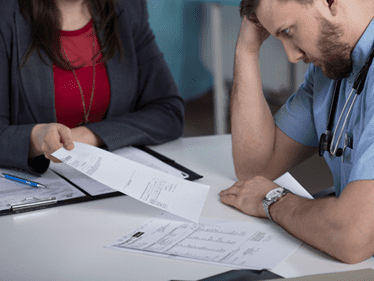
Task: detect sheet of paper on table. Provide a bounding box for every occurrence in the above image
[106,173,312,270]
[50,146,188,197]
[106,212,303,270]
[52,142,210,223]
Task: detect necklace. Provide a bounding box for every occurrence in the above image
[61,27,96,126]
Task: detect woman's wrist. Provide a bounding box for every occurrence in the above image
[29,124,44,159]
[71,126,104,147]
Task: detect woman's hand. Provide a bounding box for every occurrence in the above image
[236,16,270,56]
[70,126,104,148]
[30,123,74,163]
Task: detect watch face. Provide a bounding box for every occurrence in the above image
[266,187,284,200]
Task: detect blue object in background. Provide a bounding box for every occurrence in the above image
[147,1,239,101]
[147,1,212,101]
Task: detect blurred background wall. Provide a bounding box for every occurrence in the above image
[147,1,213,102]
[146,1,333,195]
[147,1,309,102]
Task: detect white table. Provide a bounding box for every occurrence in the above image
[0,135,373,281]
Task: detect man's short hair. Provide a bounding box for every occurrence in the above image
[240,0,261,22]
[240,0,314,24]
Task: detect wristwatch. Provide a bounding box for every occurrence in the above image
[262,187,290,222]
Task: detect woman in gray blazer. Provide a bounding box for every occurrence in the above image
[0,0,184,175]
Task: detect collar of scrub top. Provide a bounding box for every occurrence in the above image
[318,42,374,158]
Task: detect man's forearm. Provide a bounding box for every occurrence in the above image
[231,49,276,180]
[270,192,370,264]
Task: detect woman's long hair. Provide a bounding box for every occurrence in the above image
[18,0,125,70]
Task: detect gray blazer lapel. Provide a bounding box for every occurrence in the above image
[16,13,56,124]
[104,7,135,117]
[105,50,134,117]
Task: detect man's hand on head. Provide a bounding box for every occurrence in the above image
[236,16,270,56]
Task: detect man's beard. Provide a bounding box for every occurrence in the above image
[306,17,353,80]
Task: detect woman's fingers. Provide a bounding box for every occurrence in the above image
[30,123,74,162]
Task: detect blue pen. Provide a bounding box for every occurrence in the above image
[1,173,47,188]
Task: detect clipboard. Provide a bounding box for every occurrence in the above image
[135,145,203,181]
[0,167,91,216]
[193,269,283,280]
[0,146,203,216]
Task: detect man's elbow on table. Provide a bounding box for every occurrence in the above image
[333,226,374,264]
[232,156,276,182]
[233,165,253,182]
[234,169,283,183]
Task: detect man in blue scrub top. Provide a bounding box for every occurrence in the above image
[220,0,374,264]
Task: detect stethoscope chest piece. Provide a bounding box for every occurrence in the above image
[318,132,330,157]
[319,132,343,157]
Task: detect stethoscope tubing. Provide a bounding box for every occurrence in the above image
[329,88,357,157]
[319,42,374,158]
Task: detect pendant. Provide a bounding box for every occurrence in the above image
[79,120,89,126]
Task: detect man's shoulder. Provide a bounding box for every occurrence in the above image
[307,63,324,78]
[301,63,331,90]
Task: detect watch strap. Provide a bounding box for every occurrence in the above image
[263,187,290,222]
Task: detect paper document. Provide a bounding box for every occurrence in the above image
[274,172,313,199]
[50,161,116,196]
[50,146,188,196]
[52,142,210,222]
[106,212,302,270]
[0,168,85,211]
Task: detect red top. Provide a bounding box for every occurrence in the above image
[53,20,111,128]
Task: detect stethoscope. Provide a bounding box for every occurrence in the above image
[319,44,374,160]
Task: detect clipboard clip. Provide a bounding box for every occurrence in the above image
[9,196,57,211]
